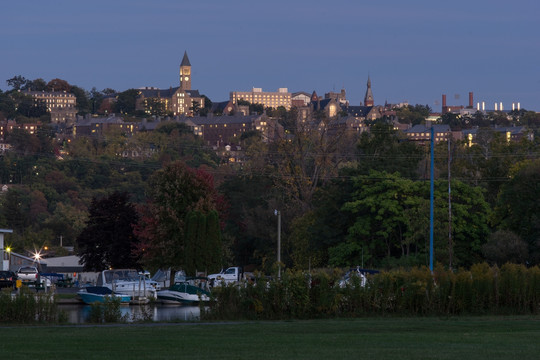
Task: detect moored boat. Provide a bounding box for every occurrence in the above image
[77,286,131,304]
[95,269,160,301]
[157,277,210,305]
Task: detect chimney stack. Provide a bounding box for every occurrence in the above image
[442,94,447,113]
[469,92,473,108]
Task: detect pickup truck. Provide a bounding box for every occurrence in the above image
[207,267,248,287]
[16,266,39,282]
[16,266,52,287]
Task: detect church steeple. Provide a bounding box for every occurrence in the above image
[181,51,191,67]
[364,75,374,106]
[180,51,192,90]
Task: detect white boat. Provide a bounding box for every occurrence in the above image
[157,277,211,305]
[95,269,160,300]
[77,286,131,305]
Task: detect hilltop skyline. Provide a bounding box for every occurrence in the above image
[1,0,539,111]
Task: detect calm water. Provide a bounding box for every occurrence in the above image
[60,304,203,323]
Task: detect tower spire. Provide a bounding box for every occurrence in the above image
[364,75,374,106]
[181,51,191,66]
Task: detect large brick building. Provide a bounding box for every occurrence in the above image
[136,51,205,116]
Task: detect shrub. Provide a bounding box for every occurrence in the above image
[203,264,540,320]
[0,287,59,323]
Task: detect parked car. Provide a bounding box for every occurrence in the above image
[16,266,39,282]
[0,270,17,288]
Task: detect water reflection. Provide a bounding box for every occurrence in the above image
[60,304,202,324]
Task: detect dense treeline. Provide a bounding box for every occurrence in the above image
[0,76,539,273]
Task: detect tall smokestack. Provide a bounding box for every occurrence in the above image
[477,102,480,111]
[518,102,520,111]
[469,92,473,108]
[482,101,485,111]
[500,102,503,111]
[442,94,447,112]
[495,103,498,111]
[512,103,515,111]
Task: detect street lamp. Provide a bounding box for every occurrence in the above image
[6,246,11,271]
[274,209,281,280]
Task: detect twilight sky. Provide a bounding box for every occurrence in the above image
[1,0,539,111]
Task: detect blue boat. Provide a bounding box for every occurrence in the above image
[77,286,131,304]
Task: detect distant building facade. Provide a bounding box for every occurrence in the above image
[73,115,138,138]
[404,124,451,145]
[324,89,348,105]
[230,88,292,110]
[135,51,205,116]
[186,114,282,147]
[25,90,77,124]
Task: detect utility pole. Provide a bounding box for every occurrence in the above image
[429,126,434,272]
[448,135,453,270]
[274,210,281,279]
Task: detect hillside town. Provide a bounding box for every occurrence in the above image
[1,51,539,288]
[1,52,537,162]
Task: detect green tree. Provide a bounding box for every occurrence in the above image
[44,202,88,248]
[342,171,412,264]
[182,210,224,274]
[396,104,430,125]
[0,90,16,119]
[492,159,540,264]
[0,187,30,234]
[449,129,532,205]
[356,123,424,179]
[6,75,30,90]
[114,89,139,114]
[341,171,490,268]
[12,93,48,118]
[274,112,355,212]
[482,230,529,266]
[76,192,141,271]
[46,78,71,92]
[206,210,222,272]
[71,85,91,114]
[89,87,103,114]
[134,161,224,271]
[28,78,47,91]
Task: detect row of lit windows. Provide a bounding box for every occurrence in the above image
[206,123,254,128]
[408,132,448,137]
[42,99,74,103]
[32,93,75,98]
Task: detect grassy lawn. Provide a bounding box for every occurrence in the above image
[0,316,539,359]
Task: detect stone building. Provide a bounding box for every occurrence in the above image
[25,90,77,124]
[135,51,205,116]
[230,88,292,110]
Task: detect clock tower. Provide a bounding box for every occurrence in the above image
[180,51,191,91]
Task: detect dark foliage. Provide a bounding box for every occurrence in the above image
[76,192,141,271]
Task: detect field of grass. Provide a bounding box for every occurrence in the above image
[0,316,539,359]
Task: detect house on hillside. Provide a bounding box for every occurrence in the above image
[404,124,452,145]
